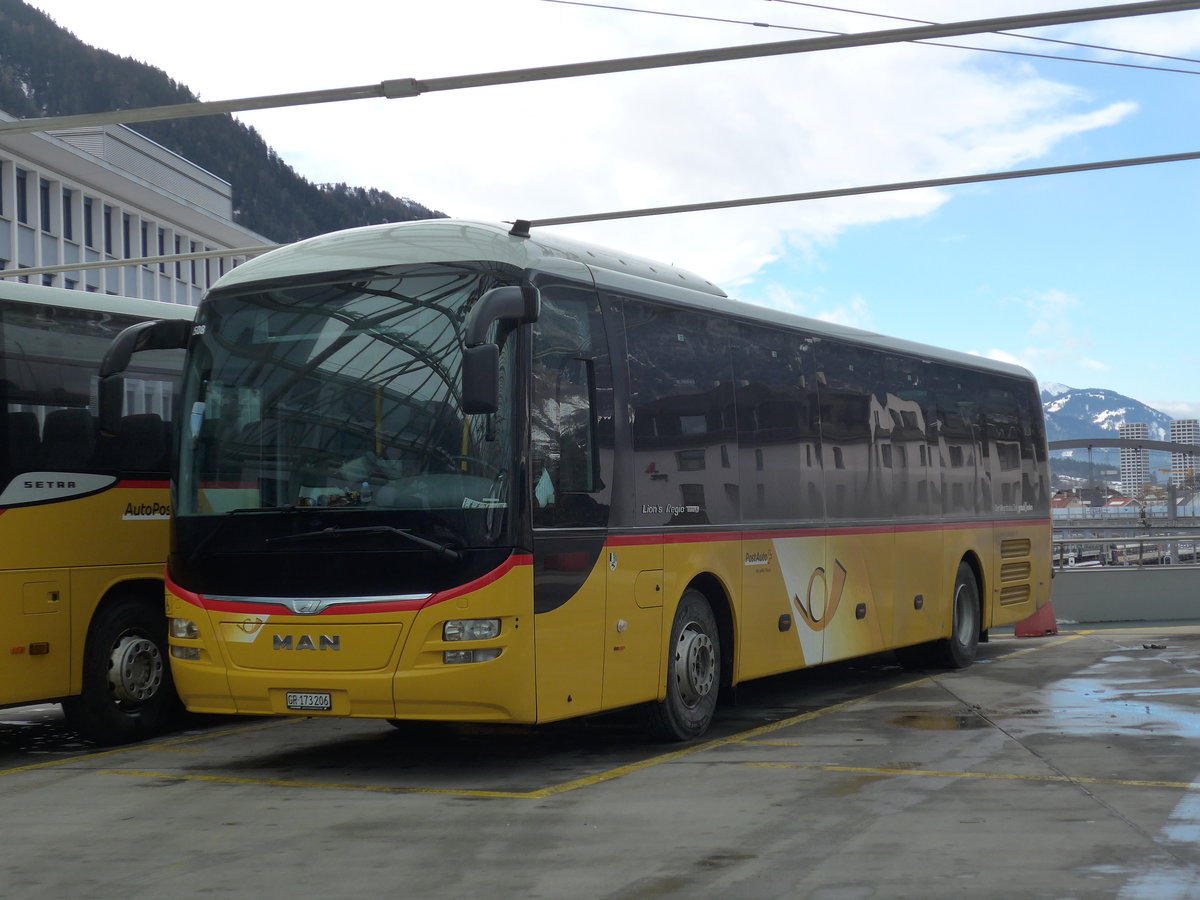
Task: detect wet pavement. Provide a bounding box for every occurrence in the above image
[1,625,1198,899]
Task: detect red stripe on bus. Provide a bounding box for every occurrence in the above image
[170,553,535,617]
[608,518,1050,546]
[344,553,534,615]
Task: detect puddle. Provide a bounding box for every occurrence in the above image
[1011,663,1200,739]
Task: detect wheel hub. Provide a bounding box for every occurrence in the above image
[674,624,715,709]
[107,634,164,704]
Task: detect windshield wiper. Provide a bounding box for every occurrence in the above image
[186,506,302,564]
[266,525,461,561]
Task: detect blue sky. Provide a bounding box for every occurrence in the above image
[27,0,1200,414]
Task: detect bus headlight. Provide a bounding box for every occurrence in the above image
[170,617,199,639]
[171,646,202,661]
[443,618,500,641]
[444,648,502,665]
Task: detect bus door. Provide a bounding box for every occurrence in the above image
[529,281,623,721]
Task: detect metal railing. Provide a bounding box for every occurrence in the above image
[1052,536,1200,571]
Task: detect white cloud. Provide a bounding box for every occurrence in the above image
[26,0,1147,287]
[748,282,874,330]
[1157,401,1200,419]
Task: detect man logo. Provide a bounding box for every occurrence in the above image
[273,635,340,651]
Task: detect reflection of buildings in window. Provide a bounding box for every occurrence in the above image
[680,483,705,508]
[676,448,705,471]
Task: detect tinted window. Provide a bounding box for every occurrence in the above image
[818,342,889,519]
[0,299,180,482]
[733,324,823,522]
[531,282,612,528]
[929,365,983,517]
[618,298,734,526]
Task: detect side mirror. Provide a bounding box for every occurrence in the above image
[462,344,500,415]
[460,284,539,414]
[463,284,540,347]
[98,374,127,437]
[99,318,192,435]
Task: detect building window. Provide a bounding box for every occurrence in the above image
[62,188,73,241]
[104,205,113,254]
[157,227,165,272]
[39,179,51,232]
[15,168,27,224]
[122,213,131,258]
[83,197,94,247]
[175,236,182,279]
[141,221,149,260]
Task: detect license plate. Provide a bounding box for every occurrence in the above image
[286,691,332,711]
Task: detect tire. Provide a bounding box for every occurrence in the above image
[894,562,981,670]
[62,597,180,745]
[927,561,981,669]
[645,589,721,742]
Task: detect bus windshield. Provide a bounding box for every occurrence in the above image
[178,262,519,550]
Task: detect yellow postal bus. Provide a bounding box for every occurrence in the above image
[103,220,1050,741]
[0,281,191,743]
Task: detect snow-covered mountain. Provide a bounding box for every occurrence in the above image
[1040,385,1172,443]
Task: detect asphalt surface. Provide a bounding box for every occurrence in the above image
[2,625,1198,899]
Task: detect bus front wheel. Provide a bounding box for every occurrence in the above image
[62,597,180,745]
[645,589,720,742]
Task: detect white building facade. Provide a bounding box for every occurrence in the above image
[0,110,272,304]
[1169,418,1200,488]
[1118,422,1150,495]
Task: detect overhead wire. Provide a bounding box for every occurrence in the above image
[538,0,1200,75]
[766,0,1200,67]
[509,149,1200,231]
[0,0,1197,135]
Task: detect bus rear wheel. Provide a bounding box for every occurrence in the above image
[645,590,720,742]
[62,597,180,745]
[896,562,980,670]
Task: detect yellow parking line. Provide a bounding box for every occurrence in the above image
[97,687,923,800]
[746,762,1200,791]
[5,632,1080,796]
[102,769,538,799]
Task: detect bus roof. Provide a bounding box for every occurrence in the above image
[0,279,195,321]
[210,219,1035,384]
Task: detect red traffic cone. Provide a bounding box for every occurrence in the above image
[1015,601,1058,638]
